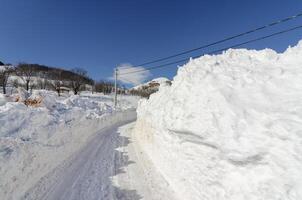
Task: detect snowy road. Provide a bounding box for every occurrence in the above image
[23,120,176,200]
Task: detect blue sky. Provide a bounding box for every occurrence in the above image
[0,0,302,85]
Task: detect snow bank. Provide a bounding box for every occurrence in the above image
[134,41,302,200]
[0,91,138,199]
[0,94,7,107]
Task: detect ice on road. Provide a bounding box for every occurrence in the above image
[23,121,176,200]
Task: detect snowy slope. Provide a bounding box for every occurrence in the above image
[132,77,170,90]
[134,41,302,200]
[0,91,139,199]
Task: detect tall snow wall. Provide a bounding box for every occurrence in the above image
[134,41,302,200]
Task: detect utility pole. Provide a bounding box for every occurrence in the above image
[114,68,118,109]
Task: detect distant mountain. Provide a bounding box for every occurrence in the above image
[0,61,4,66]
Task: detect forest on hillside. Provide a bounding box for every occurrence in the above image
[0,62,121,96]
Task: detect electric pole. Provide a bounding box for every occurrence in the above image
[114,68,118,109]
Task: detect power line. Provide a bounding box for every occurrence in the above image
[130,12,302,68]
[119,24,302,76]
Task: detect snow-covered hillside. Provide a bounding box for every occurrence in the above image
[132,77,170,90]
[134,41,302,200]
[129,77,171,97]
[0,91,139,199]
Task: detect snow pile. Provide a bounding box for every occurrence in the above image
[134,41,302,200]
[0,94,7,106]
[0,91,138,199]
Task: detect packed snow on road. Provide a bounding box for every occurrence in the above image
[134,40,302,200]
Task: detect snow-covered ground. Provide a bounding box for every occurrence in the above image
[0,90,139,199]
[134,41,302,200]
[2,40,302,200]
[22,122,176,200]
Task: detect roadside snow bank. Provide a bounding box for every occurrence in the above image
[134,41,302,200]
[0,94,7,106]
[0,91,138,199]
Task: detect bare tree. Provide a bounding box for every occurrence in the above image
[12,79,19,89]
[0,65,14,94]
[15,63,36,91]
[37,71,50,90]
[91,80,96,94]
[37,79,47,90]
[95,80,115,94]
[70,68,88,95]
[49,70,65,96]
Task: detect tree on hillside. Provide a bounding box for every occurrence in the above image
[0,65,14,94]
[37,71,50,90]
[49,69,65,96]
[69,68,89,95]
[95,80,115,94]
[12,79,19,90]
[15,63,36,91]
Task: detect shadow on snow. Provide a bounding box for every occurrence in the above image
[23,123,142,200]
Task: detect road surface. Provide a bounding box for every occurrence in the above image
[23,121,176,200]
